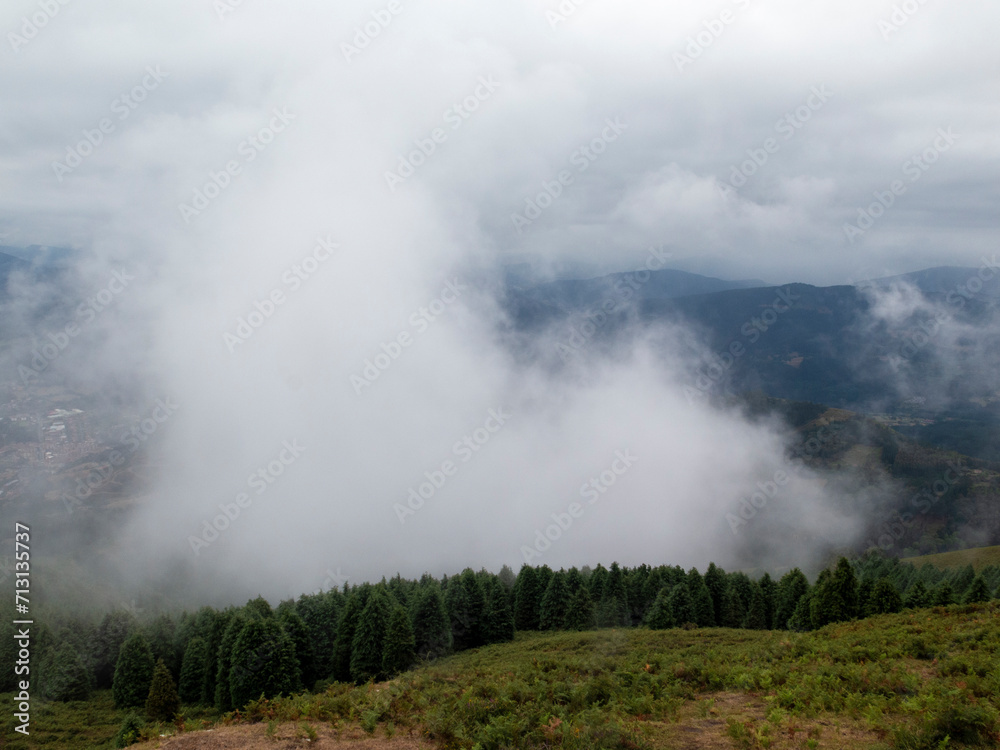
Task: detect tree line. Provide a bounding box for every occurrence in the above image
[3,553,999,720]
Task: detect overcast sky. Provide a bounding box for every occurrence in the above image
[1,1,996,598]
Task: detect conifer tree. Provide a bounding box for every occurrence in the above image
[203,609,231,709]
[758,573,777,630]
[145,658,181,723]
[539,570,570,630]
[742,582,767,630]
[598,562,629,628]
[563,568,595,631]
[482,576,515,644]
[963,575,990,604]
[513,565,542,631]
[903,580,930,609]
[411,584,452,659]
[720,584,745,628]
[788,590,814,631]
[703,563,727,627]
[244,595,274,620]
[228,618,299,709]
[296,590,341,681]
[868,577,903,615]
[588,563,609,603]
[444,575,475,651]
[644,588,674,630]
[96,610,137,689]
[332,587,369,683]
[687,568,715,627]
[932,582,955,606]
[774,569,809,629]
[214,613,247,711]
[350,587,392,683]
[113,632,155,709]
[39,641,92,702]
[460,568,486,647]
[666,583,693,626]
[277,608,313,691]
[382,605,416,677]
[178,636,209,705]
[951,564,976,598]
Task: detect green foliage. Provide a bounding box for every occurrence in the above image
[112,632,154,709]
[295,590,340,681]
[229,617,299,709]
[145,658,180,722]
[332,588,367,683]
[644,588,674,629]
[703,563,727,626]
[774,568,809,629]
[539,570,570,631]
[513,564,542,631]
[350,587,392,683]
[482,575,515,644]
[411,584,452,659]
[276,608,313,690]
[868,577,904,615]
[563,569,596,631]
[666,583,693,626]
[178,636,209,705]
[904,580,930,609]
[460,568,486,647]
[113,711,146,748]
[741,582,767,630]
[95,610,137,689]
[597,562,629,628]
[687,568,716,627]
[38,641,92,702]
[932,582,955,606]
[214,613,247,712]
[382,605,416,677]
[963,574,991,604]
[244,595,274,620]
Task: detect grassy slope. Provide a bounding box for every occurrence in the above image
[902,546,1000,571]
[6,602,1000,750]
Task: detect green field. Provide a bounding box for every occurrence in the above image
[902,546,1000,572]
[6,602,1000,750]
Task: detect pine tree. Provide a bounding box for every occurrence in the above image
[214,613,247,711]
[277,608,314,691]
[332,587,369,682]
[411,584,452,659]
[831,558,860,620]
[539,570,570,630]
[788,592,813,631]
[666,583,693,626]
[703,563,727,627]
[350,588,392,683]
[903,580,930,609]
[95,610,137,689]
[228,618,299,709]
[720,584,745,629]
[563,568,595,631]
[868,577,903,615]
[178,636,209,705]
[382,605,416,677]
[951,564,976,598]
[144,614,178,678]
[963,575,991,604]
[113,632,155,709]
[626,564,651,625]
[588,563,608,603]
[774,569,809,629]
[296,591,341,681]
[644,588,674,629]
[444,576,475,651]
[497,564,517,590]
[460,568,486,647]
[145,658,181,723]
[482,576,515,644]
[758,573,777,630]
[244,595,274,620]
[742,582,767,630]
[687,568,715,627]
[598,562,629,628]
[513,565,542,631]
[932,582,955,606]
[39,641,92,702]
[203,609,231,709]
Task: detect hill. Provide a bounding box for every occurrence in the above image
[902,545,1000,572]
[10,602,999,749]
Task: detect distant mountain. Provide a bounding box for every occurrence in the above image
[864,266,1000,297]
